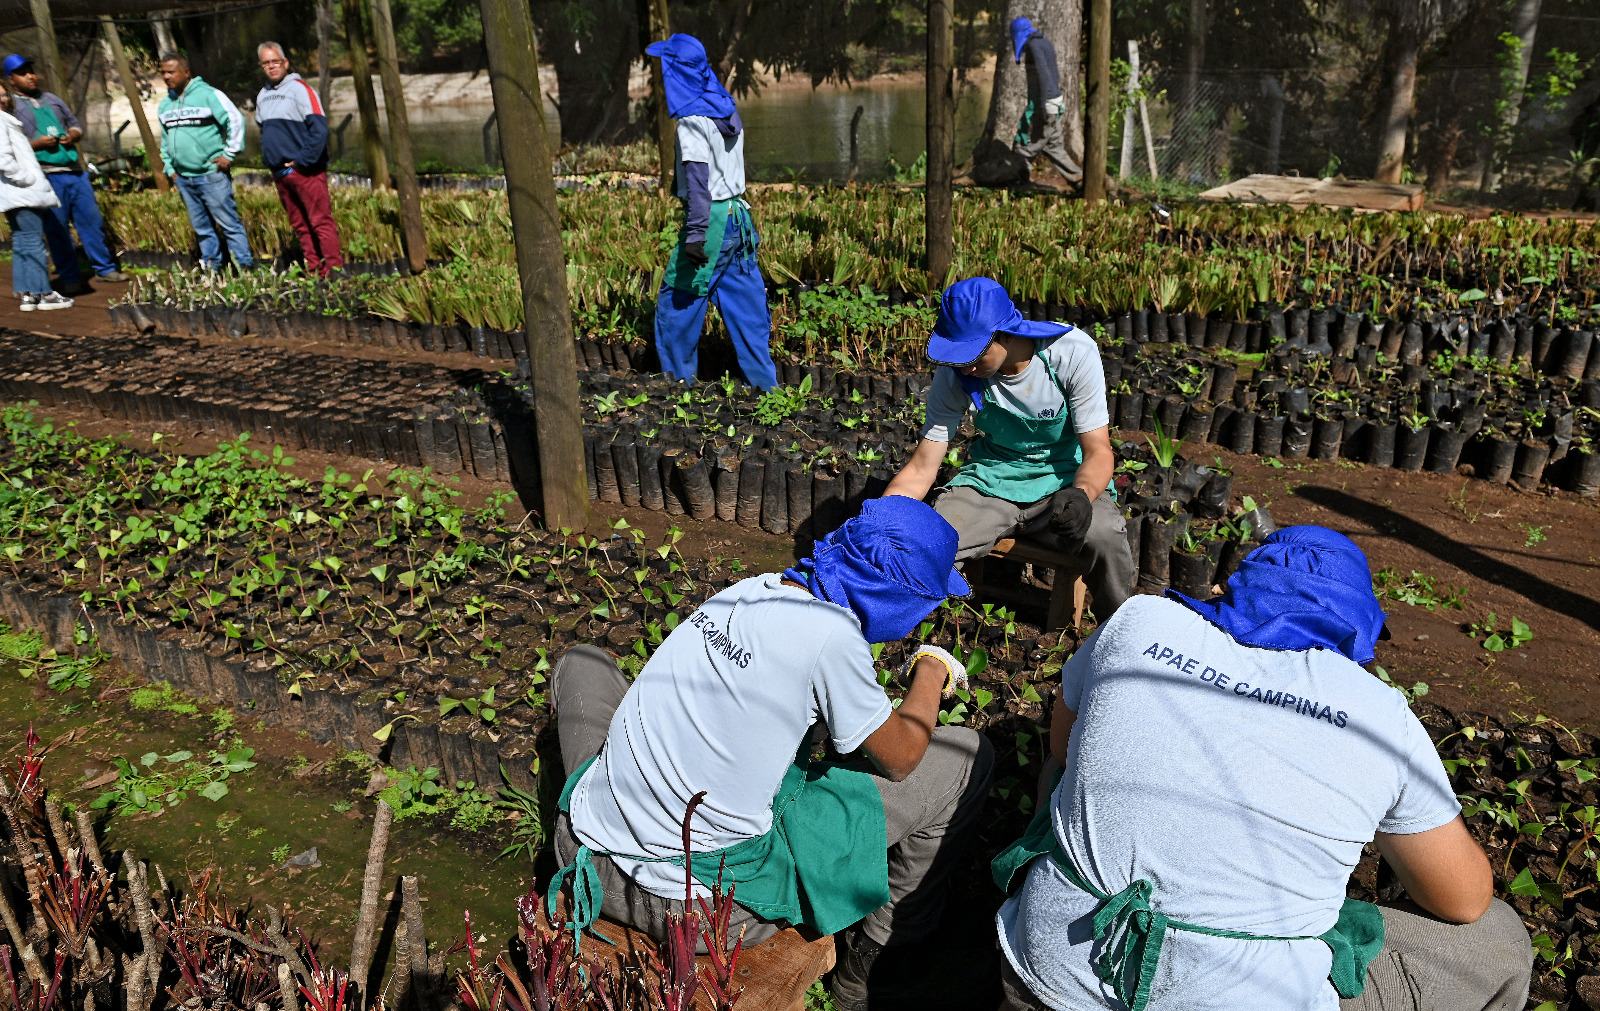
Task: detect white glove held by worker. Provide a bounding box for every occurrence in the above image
[900,645,968,697]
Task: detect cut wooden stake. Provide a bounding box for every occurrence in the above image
[122,854,161,986]
[41,801,71,869]
[279,962,300,1011]
[347,798,393,996]
[401,875,429,1008]
[73,810,104,874]
[0,875,44,983]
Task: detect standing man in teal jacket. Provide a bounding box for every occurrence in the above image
[157,54,254,270]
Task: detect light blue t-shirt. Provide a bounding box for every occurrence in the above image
[569,573,891,899]
[998,595,1460,1011]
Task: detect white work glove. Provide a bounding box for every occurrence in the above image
[900,645,968,698]
[1043,96,1066,119]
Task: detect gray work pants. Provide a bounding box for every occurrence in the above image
[1015,108,1082,183]
[934,485,1134,621]
[550,645,995,949]
[995,898,1532,1011]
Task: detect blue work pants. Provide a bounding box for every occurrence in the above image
[45,171,115,277]
[5,209,51,294]
[175,171,255,269]
[653,222,778,392]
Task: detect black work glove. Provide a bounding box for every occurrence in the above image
[1047,485,1093,545]
[683,242,709,268]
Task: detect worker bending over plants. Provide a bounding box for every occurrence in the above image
[992,526,1532,1011]
[549,496,992,1011]
[885,276,1134,621]
[647,33,778,392]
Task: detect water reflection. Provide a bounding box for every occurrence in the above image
[90,76,993,182]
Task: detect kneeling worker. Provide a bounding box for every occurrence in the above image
[884,276,1134,621]
[550,495,994,1010]
[993,526,1532,1011]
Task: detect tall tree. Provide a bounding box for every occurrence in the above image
[533,0,640,147]
[479,0,589,530]
[1482,0,1540,192]
[1368,0,1476,183]
[341,0,391,188]
[927,0,953,284]
[973,0,1083,175]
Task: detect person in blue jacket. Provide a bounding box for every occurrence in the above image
[1008,18,1081,184]
[645,34,777,392]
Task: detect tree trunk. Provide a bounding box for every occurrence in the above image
[479,0,591,530]
[717,0,756,86]
[26,0,64,100]
[1180,0,1207,123]
[148,13,176,57]
[1483,0,1540,192]
[316,0,334,112]
[975,0,1080,165]
[346,799,392,1001]
[100,17,168,191]
[341,0,390,188]
[544,7,639,148]
[1083,0,1110,200]
[1422,70,1465,191]
[1375,30,1419,184]
[639,0,673,193]
[927,0,954,286]
[369,0,428,272]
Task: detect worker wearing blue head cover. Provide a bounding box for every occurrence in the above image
[645,33,778,392]
[548,495,993,1011]
[1008,17,1081,183]
[991,525,1529,1011]
[885,276,1134,622]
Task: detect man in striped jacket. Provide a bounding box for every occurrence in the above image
[255,42,342,277]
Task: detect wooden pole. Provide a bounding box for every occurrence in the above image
[25,0,64,102]
[1083,0,1112,201]
[642,0,673,193]
[342,0,390,189]
[100,17,169,192]
[477,0,591,530]
[368,0,428,272]
[925,0,954,287]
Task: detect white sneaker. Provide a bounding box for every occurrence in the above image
[17,294,38,311]
[33,292,73,311]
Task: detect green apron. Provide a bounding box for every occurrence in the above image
[947,351,1106,503]
[26,100,77,170]
[552,747,890,940]
[1015,100,1036,147]
[664,199,754,297]
[992,785,1385,1011]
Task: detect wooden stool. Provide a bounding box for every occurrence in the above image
[965,536,1088,632]
[546,898,835,1011]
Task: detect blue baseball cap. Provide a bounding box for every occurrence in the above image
[927,277,1072,366]
[3,55,33,77]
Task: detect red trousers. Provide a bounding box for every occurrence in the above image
[273,168,344,276]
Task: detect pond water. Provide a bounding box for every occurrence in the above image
[129,76,994,183]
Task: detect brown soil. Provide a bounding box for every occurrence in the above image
[1206,446,1600,729]
[8,260,1598,728]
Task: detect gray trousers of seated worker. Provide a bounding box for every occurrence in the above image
[995,898,1533,1011]
[935,485,1134,621]
[551,644,995,950]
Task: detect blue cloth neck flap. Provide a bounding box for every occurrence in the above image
[645,33,737,120]
[783,496,967,644]
[1165,525,1387,664]
[1010,18,1036,63]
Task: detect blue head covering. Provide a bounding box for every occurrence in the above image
[1165,525,1388,665]
[1010,18,1036,63]
[930,277,1073,408]
[784,496,970,644]
[645,33,736,120]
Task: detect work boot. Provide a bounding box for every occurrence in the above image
[95,270,130,283]
[828,927,884,1011]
